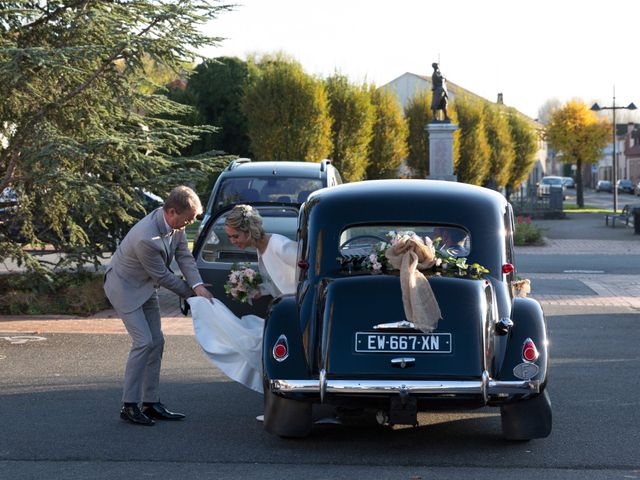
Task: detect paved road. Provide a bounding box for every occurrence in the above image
[1,308,640,480]
[1,211,639,479]
[519,253,640,275]
[576,187,639,210]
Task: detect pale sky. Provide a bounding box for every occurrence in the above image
[202,0,640,121]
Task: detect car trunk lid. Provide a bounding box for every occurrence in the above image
[319,275,490,378]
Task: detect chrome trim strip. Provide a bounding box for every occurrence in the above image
[270,378,540,397]
[391,357,416,368]
[319,368,327,403]
[486,380,540,394]
[373,320,416,330]
[481,370,490,403]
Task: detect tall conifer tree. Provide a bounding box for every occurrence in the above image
[325,74,374,182]
[0,1,232,270]
[242,53,332,162]
[366,86,408,179]
[454,96,490,185]
[484,103,516,190]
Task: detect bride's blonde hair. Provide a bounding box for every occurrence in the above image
[225,205,265,244]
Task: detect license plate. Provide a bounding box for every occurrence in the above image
[355,332,452,353]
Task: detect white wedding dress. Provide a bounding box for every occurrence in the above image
[189,234,297,394]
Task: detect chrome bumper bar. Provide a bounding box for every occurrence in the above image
[270,370,540,403]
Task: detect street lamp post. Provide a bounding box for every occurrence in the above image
[591,93,636,213]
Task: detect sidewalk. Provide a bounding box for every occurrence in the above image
[517,238,640,255]
[516,212,640,309]
[0,287,193,336]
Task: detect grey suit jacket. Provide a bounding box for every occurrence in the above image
[104,208,203,313]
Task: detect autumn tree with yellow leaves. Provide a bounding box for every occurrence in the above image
[545,100,610,207]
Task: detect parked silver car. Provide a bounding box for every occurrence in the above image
[537,176,566,199]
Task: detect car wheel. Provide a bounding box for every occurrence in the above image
[500,389,552,441]
[263,384,312,438]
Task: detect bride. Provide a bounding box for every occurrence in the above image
[188,204,297,394]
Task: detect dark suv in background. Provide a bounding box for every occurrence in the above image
[198,159,341,237]
[192,158,342,315]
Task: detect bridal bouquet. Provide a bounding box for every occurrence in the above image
[224,263,263,303]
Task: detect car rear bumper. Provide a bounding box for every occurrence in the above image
[270,370,540,403]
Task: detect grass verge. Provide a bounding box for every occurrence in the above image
[563,204,611,213]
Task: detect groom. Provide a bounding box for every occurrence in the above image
[104,185,213,426]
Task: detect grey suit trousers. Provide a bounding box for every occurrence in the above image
[118,290,164,403]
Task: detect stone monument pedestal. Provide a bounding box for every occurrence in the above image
[425,122,458,181]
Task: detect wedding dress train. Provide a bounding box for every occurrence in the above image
[189,233,298,394]
[189,297,264,393]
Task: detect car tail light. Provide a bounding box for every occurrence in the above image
[272,335,289,362]
[297,260,309,269]
[522,338,539,362]
[502,263,514,274]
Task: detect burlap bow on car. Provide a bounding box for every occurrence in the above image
[385,235,442,332]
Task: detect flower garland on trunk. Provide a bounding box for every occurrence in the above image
[341,231,488,278]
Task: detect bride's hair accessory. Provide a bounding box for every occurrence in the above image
[225,205,266,242]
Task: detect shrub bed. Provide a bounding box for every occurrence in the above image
[0,271,110,316]
[514,216,545,246]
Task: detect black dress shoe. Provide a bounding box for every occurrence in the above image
[142,402,186,421]
[120,404,155,426]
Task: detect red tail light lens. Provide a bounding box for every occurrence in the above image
[274,344,287,358]
[272,335,289,362]
[522,338,539,362]
[502,263,515,274]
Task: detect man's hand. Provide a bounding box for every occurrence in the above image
[193,284,214,301]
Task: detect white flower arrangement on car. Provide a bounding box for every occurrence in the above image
[224,263,263,303]
[342,230,489,277]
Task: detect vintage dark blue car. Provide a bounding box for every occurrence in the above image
[262,179,552,440]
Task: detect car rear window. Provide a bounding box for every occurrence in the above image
[339,225,471,258]
[213,176,323,211]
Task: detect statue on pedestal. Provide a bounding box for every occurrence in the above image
[431,63,450,123]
